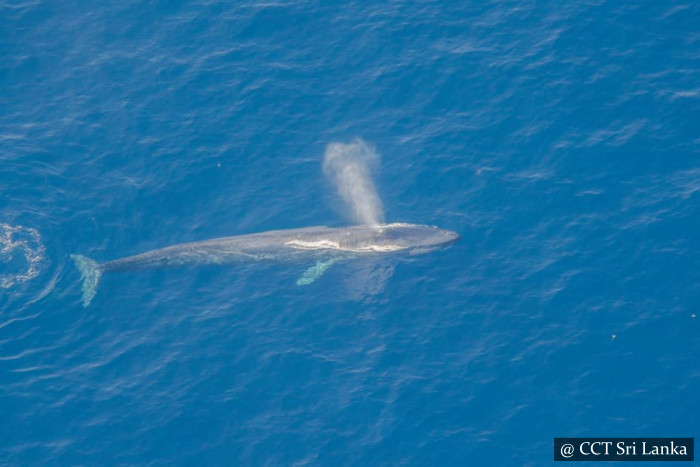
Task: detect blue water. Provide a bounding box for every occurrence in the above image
[2,1,699,464]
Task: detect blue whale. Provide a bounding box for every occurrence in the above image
[71,223,459,306]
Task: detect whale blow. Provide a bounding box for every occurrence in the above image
[323,139,384,225]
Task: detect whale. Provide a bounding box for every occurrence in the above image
[71,223,459,306]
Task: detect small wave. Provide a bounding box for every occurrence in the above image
[0,224,46,289]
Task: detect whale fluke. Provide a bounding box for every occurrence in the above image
[70,254,102,307]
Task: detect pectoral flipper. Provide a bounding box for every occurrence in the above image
[296,259,337,286]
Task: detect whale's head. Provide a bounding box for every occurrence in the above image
[373,223,459,254]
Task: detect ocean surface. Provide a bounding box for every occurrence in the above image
[1,1,699,465]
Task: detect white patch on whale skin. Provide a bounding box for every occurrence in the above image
[353,244,404,252]
[285,239,342,250]
[284,239,405,253]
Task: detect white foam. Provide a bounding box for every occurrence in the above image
[0,224,46,289]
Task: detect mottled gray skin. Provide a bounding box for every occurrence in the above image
[101,223,459,272]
